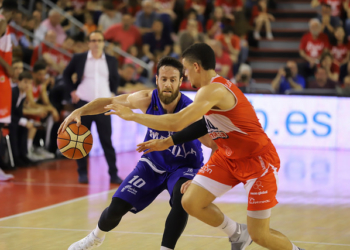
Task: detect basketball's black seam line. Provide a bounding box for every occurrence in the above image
[72,126,79,159]
[58,137,93,145]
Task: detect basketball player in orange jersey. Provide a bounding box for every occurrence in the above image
[106,43,305,250]
[0,0,17,180]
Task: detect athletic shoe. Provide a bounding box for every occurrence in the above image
[79,174,89,184]
[0,168,14,181]
[266,32,274,40]
[68,231,104,250]
[34,147,55,159]
[253,31,261,40]
[27,148,45,161]
[229,223,252,250]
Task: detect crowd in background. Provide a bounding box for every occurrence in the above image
[1,0,350,172]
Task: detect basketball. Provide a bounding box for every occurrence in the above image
[57,123,93,160]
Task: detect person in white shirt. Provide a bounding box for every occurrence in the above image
[63,31,122,184]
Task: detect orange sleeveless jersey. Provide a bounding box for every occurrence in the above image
[0,20,13,122]
[204,75,272,159]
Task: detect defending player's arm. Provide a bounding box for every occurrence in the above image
[137,117,210,154]
[105,83,225,132]
[58,90,153,134]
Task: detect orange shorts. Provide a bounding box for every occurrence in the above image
[193,147,280,211]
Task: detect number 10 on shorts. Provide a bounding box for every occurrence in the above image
[128,175,146,188]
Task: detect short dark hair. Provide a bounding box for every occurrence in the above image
[33,62,47,72]
[182,43,216,70]
[223,26,235,35]
[102,1,115,10]
[12,59,22,65]
[18,71,33,81]
[88,30,104,41]
[2,0,18,11]
[157,56,184,78]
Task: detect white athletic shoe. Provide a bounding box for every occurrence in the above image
[68,231,104,250]
[34,147,55,159]
[0,168,14,181]
[27,148,45,161]
[229,223,252,250]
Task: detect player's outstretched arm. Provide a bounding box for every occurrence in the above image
[137,117,209,154]
[58,90,153,134]
[105,84,223,132]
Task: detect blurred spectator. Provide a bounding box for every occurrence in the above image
[25,62,59,160]
[72,33,89,53]
[9,71,35,167]
[118,63,148,94]
[235,63,254,93]
[311,0,343,17]
[208,39,233,79]
[185,0,206,16]
[330,26,350,66]
[125,45,145,80]
[339,60,350,83]
[215,0,243,18]
[127,0,142,16]
[154,0,177,20]
[83,12,97,35]
[135,0,160,35]
[19,17,36,49]
[271,61,306,94]
[176,19,205,55]
[98,1,122,32]
[338,75,350,95]
[8,11,24,46]
[299,18,330,78]
[34,9,67,46]
[206,6,225,39]
[32,10,42,31]
[343,0,350,36]
[252,0,275,40]
[317,3,340,38]
[104,13,141,51]
[308,66,337,89]
[215,26,240,64]
[10,59,23,87]
[142,19,173,61]
[179,8,204,32]
[319,52,339,82]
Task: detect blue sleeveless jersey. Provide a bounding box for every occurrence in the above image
[141,89,204,172]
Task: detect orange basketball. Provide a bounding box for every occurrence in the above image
[57,123,93,159]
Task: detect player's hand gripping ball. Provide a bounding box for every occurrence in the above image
[57,123,93,159]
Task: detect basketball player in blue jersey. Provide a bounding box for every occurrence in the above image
[59,57,217,250]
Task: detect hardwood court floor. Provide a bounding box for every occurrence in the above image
[1,149,350,250]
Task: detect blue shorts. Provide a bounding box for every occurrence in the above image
[113,160,199,214]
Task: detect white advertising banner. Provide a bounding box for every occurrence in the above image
[89,93,350,156]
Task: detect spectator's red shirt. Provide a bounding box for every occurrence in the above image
[179,19,203,32]
[215,0,243,13]
[317,62,340,75]
[320,0,344,17]
[31,43,71,75]
[300,32,330,59]
[215,34,241,53]
[104,24,141,51]
[215,52,233,79]
[331,43,350,63]
[8,25,23,41]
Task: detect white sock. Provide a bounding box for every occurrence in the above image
[93,225,107,240]
[27,139,33,151]
[216,214,238,238]
[292,244,300,250]
[160,247,172,250]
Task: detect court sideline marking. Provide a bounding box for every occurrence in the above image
[0,226,349,247]
[1,189,349,247]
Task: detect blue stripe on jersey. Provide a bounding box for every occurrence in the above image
[142,89,204,172]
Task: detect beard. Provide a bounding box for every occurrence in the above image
[157,85,180,105]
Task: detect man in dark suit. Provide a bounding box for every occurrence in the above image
[63,31,122,184]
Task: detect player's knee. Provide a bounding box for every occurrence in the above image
[248,229,269,247]
[108,197,132,219]
[181,194,198,216]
